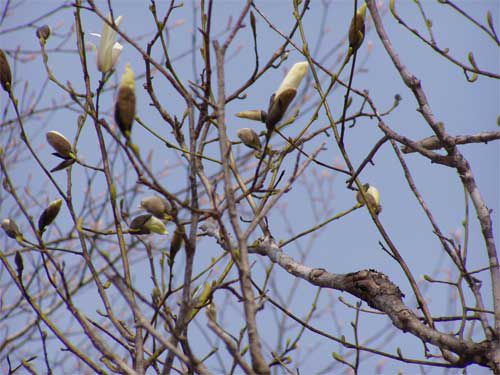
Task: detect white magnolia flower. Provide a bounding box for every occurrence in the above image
[90,15,123,72]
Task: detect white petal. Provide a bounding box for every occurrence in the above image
[111,42,123,68]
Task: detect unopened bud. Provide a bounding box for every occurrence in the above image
[38,199,63,233]
[356,183,381,215]
[130,214,168,235]
[236,110,266,123]
[152,287,162,306]
[169,227,183,266]
[50,158,76,173]
[206,302,217,321]
[274,62,309,99]
[46,131,74,159]
[237,128,261,150]
[0,49,12,92]
[36,25,51,42]
[145,216,168,235]
[2,218,22,240]
[348,4,367,52]
[15,251,24,278]
[140,195,171,219]
[115,63,136,139]
[266,61,308,130]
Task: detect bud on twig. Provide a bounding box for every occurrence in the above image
[36,25,51,42]
[38,199,63,234]
[356,183,382,215]
[206,302,217,322]
[46,131,74,159]
[50,158,76,173]
[237,128,262,151]
[2,218,22,240]
[348,3,367,53]
[266,61,309,130]
[140,195,171,219]
[236,110,267,123]
[115,63,136,139]
[130,214,168,235]
[169,227,183,267]
[0,49,12,92]
[15,251,24,279]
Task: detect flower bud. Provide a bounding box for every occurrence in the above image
[2,218,22,240]
[130,214,151,234]
[274,62,309,100]
[140,195,171,219]
[50,158,76,173]
[114,63,136,139]
[38,199,63,233]
[145,216,168,235]
[266,89,297,130]
[129,214,168,235]
[266,61,308,130]
[36,25,51,42]
[151,287,162,306]
[236,110,266,123]
[356,183,381,215]
[0,49,12,92]
[206,302,217,321]
[237,128,261,151]
[348,3,367,52]
[169,227,183,267]
[46,131,74,159]
[15,251,24,278]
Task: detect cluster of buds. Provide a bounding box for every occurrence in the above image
[129,195,171,235]
[46,131,76,172]
[235,61,309,152]
[2,199,63,241]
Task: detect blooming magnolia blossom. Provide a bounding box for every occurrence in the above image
[90,15,123,72]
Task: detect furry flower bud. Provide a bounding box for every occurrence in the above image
[348,3,367,52]
[114,63,136,139]
[356,183,381,215]
[130,214,168,235]
[236,110,266,123]
[266,62,308,130]
[2,218,22,240]
[46,131,74,159]
[36,25,51,42]
[140,195,171,219]
[38,199,63,233]
[237,128,261,151]
[0,49,12,92]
